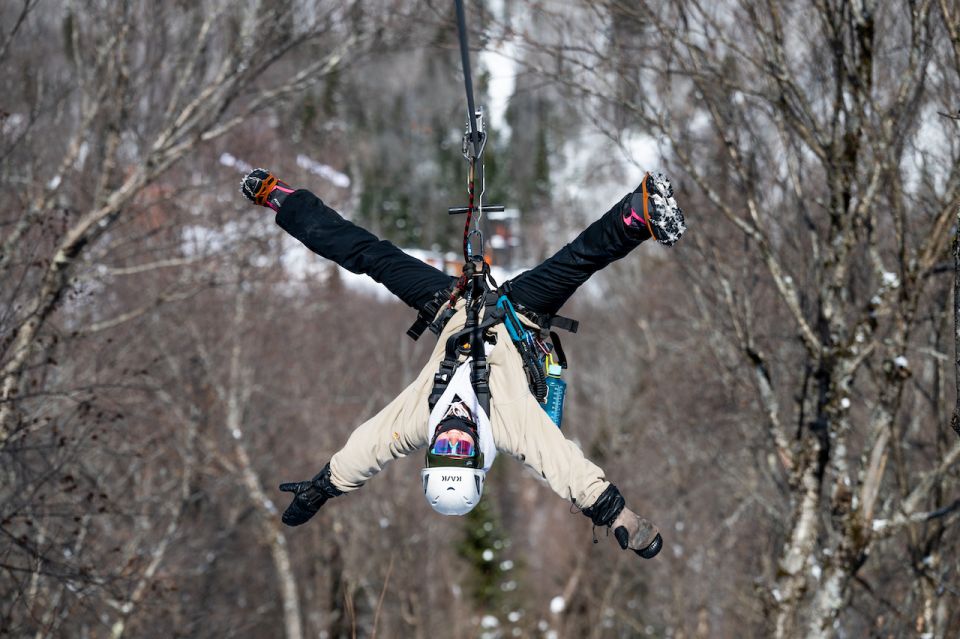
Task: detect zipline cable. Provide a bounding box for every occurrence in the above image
[454,0,481,159]
[453,0,485,263]
[451,1,503,265]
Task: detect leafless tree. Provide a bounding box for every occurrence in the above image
[9,0,958,637]
[0,0,363,443]
[494,0,960,636]
[0,1,452,636]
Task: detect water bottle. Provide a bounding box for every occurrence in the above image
[542,361,567,428]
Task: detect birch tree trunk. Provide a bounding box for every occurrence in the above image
[223,283,304,639]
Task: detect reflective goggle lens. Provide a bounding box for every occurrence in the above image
[431,434,476,457]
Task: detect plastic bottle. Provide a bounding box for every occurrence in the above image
[542,361,567,428]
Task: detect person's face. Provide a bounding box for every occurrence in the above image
[431,429,476,457]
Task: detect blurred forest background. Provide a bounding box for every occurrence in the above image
[2,1,960,637]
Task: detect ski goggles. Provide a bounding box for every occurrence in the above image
[430,430,476,458]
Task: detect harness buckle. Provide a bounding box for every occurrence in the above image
[428,307,458,336]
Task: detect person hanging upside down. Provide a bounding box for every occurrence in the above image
[240,167,686,560]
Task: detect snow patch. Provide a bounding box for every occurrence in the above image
[482,549,494,562]
[231,428,242,440]
[481,615,499,629]
[893,355,908,368]
[622,130,661,172]
[478,27,517,137]
[219,152,253,174]
[296,154,351,188]
[840,397,851,409]
[688,109,711,135]
[182,219,272,258]
[0,112,26,136]
[881,271,900,288]
[549,596,566,614]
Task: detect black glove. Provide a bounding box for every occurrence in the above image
[582,484,663,559]
[278,463,343,526]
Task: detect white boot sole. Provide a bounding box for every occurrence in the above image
[645,173,686,247]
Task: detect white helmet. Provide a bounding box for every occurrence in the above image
[421,466,485,516]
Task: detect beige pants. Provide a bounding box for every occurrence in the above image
[329,303,610,509]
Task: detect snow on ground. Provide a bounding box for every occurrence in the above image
[296,154,351,188]
[220,151,351,190]
[278,233,392,300]
[903,101,954,196]
[219,152,252,174]
[554,130,661,213]
[549,595,566,614]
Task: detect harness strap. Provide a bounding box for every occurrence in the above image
[422,266,581,411]
[470,323,491,415]
[512,303,579,334]
[428,303,505,411]
[407,288,454,341]
[547,315,579,333]
[549,330,568,369]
